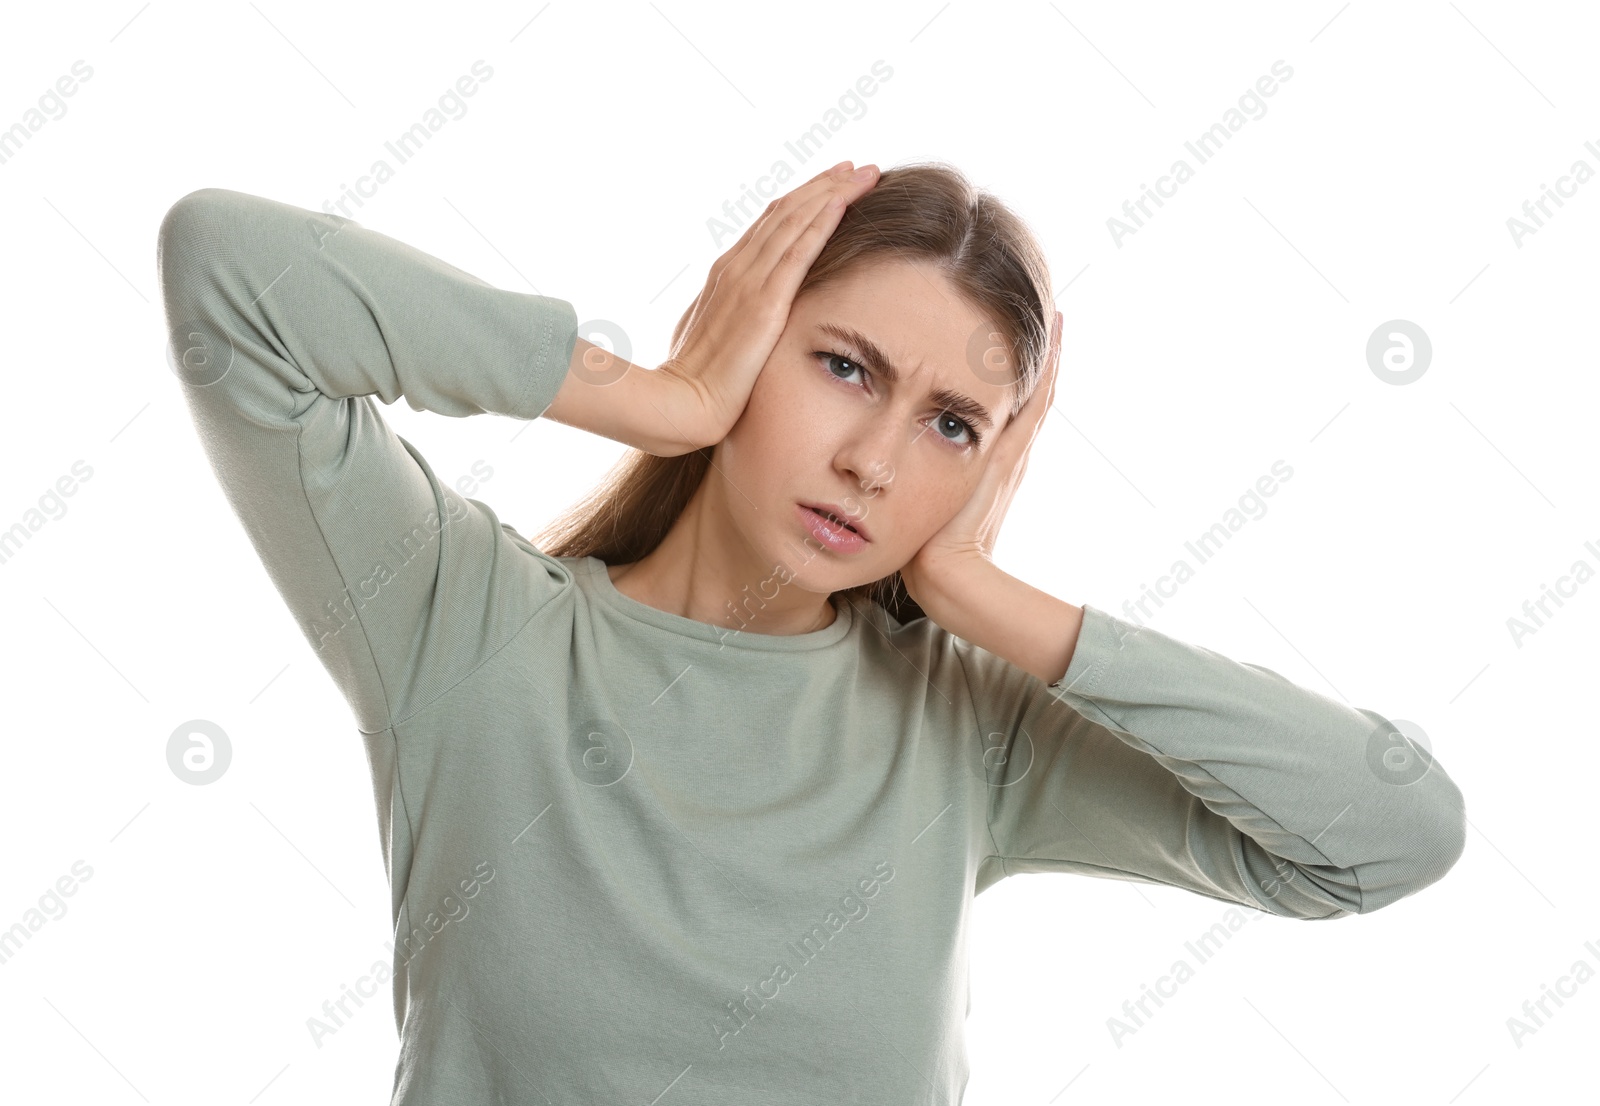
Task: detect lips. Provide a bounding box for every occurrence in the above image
[800,502,871,542]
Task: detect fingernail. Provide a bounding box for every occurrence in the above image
[851,165,875,181]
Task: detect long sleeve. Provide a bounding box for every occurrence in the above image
[968,604,1466,918]
[156,188,580,734]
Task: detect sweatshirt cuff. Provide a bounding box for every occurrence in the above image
[1048,603,1130,696]
[510,293,580,421]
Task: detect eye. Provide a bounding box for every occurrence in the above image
[931,411,979,448]
[818,350,866,386]
[813,350,983,451]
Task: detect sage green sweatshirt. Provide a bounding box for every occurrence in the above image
[155,187,1466,1105]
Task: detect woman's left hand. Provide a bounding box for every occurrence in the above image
[898,309,1063,614]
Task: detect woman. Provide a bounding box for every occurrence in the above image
[156,160,1465,1105]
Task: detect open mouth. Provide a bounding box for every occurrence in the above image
[806,506,859,534]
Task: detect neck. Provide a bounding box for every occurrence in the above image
[606,479,838,637]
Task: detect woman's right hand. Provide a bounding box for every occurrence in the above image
[648,160,881,453]
[543,160,879,456]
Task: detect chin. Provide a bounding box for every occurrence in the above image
[770,545,849,590]
[800,555,887,595]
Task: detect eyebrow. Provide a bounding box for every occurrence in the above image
[815,322,996,432]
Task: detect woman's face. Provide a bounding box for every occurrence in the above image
[711,255,1022,599]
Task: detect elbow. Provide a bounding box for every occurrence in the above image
[1354,777,1468,916]
[1424,782,1468,886]
[156,188,236,288]
[157,189,254,383]
[1264,779,1467,921]
[158,188,228,253]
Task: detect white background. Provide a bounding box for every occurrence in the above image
[1,1,1594,1103]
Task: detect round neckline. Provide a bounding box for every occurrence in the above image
[570,555,857,652]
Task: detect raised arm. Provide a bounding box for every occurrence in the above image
[157,187,591,732]
[156,169,881,732]
[958,600,1467,919]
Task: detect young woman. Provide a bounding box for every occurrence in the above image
[157,160,1465,1105]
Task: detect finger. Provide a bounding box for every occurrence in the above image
[808,159,855,182]
[994,317,1060,465]
[970,312,1063,547]
[749,166,878,296]
[725,162,856,261]
[1043,311,1063,400]
[677,174,854,348]
[702,161,861,293]
[751,188,854,305]
[1013,316,1064,476]
[734,161,855,253]
[1017,328,1060,438]
[740,163,875,278]
[1023,311,1063,424]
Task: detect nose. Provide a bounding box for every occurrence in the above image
[835,412,900,500]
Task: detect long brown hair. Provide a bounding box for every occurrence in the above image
[531,160,1056,626]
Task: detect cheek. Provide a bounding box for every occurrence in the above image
[731,366,833,462]
[722,373,781,451]
[865,468,974,555]
[719,371,818,498]
[905,466,977,516]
